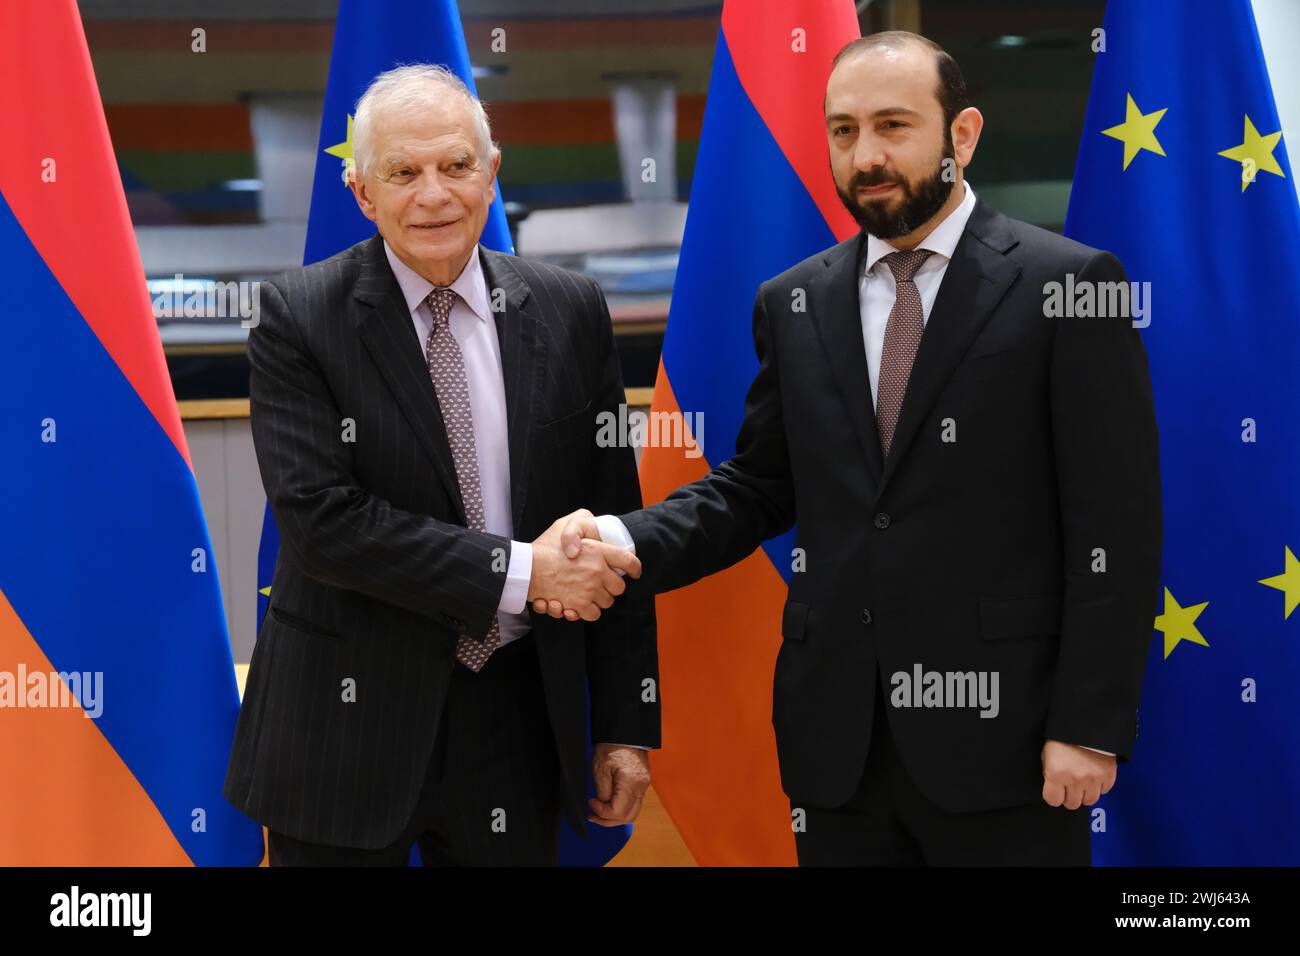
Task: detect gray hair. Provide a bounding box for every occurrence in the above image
[352,64,499,176]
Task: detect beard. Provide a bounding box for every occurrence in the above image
[835,138,956,241]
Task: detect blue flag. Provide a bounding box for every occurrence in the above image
[254,0,629,866]
[1065,0,1300,865]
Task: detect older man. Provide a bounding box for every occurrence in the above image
[223,65,658,866]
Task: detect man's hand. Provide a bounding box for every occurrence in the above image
[588,744,651,826]
[531,509,609,621]
[1041,739,1117,809]
[527,511,640,622]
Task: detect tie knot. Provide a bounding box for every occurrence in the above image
[426,287,459,327]
[881,249,934,283]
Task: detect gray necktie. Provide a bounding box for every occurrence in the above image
[875,249,934,456]
[424,287,500,672]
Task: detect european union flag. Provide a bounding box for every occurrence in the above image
[254,0,627,866]
[300,0,512,266]
[1065,0,1300,865]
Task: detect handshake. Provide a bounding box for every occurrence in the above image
[526,509,636,622]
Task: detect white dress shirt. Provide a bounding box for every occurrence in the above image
[595,183,1115,757]
[861,180,976,409]
[384,241,532,646]
[388,244,650,751]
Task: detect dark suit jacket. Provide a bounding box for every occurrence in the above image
[620,198,1161,813]
[223,234,660,849]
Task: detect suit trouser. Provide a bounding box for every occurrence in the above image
[268,631,564,866]
[793,683,1091,866]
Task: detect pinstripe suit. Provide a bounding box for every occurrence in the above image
[223,233,660,856]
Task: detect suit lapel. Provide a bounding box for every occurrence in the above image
[877,199,1022,496]
[480,247,546,534]
[353,234,466,524]
[808,232,886,486]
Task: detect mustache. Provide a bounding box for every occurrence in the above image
[848,170,903,190]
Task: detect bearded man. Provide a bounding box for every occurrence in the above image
[536,31,1162,866]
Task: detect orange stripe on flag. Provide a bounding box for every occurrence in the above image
[639,363,797,866]
[0,588,194,865]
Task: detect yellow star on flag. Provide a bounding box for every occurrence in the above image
[1258,546,1300,620]
[1154,587,1209,659]
[324,114,356,184]
[1102,93,1168,170]
[1217,114,1285,192]
[258,586,271,597]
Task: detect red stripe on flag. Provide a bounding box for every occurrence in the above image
[721,0,860,243]
[0,0,190,466]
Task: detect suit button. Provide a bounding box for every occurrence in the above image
[861,608,873,625]
[873,513,891,529]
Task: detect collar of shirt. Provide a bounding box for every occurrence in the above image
[862,180,978,278]
[382,239,492,324]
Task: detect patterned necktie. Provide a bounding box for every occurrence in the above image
[875,249,934,456]
[424,287,500,672]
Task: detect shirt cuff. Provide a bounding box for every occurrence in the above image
[1081,745,1115,756]
[499,540,533,614]
[598,743,652,750]
[593,514,636,552]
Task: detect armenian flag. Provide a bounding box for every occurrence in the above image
[0,0,262,865]
[639,0,860,866]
